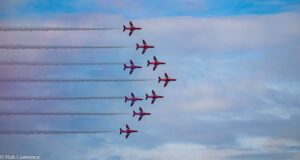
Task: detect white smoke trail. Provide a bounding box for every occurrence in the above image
[0,45,129,50]
[0,130,115,135]
[0,27,119,32]
[0,62,124,66]
[0,79,154,83]
[0,112,128,116]
[0,96,123,101]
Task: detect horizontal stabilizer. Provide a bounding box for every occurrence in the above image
[123,25,126,32]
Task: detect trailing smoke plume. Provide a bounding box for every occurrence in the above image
[0,79,153,83]
[0,62,124,66]
[0,130,115,135]
[0,45,129,50]
[0,112,128,116]
[0,27,118,32]
[0,96,123,101]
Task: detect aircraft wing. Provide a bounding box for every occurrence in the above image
[164,81,168,87]
[126,124,130,130]
[129,21,133,27]
[131,92,135,97]
[130,101,135,106]
[139,107,143,112]
[151,99,156,104]
[142,48,146,54]
[126,133,130,139]
[153,64,157,71]
[129,30,133,36]
[138,115,143,121]
[165,73,169,78]
[142,40,146,45]
[153,56,157,62]
[152,90,156,95]
[153,65,157,71]
[130,60,134,65]
[129,68,134,75]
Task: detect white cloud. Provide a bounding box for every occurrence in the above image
[238,136,300,152]
[137,12,300,54]
[86,137,300,160]
[1,11,300,160]
[86,143,252,160]
[133,12,300,122]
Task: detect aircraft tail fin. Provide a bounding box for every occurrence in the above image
[124,96,128,103]
[133,110,136,117]
[136,44,139,50]
[123,25,126,32]
[120,128,123,135]
[158,77,162,83]
[145,94,149,100]
[123,64,127,71]
[147,60,150,67]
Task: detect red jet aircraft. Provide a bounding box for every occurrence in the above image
[120,124,138,139]
[124,60,142,75]
[125,92,143,106]
[136,40,155,54]
[158,73,176,87]
[123,21,141,36]
[146,90,164,104]
[147,56,166,71]
[133,107,151,121]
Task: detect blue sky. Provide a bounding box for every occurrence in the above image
[0,0,300,160]
[1,0,300,18]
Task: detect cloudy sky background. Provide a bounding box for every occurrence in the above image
[0,0,300,160]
